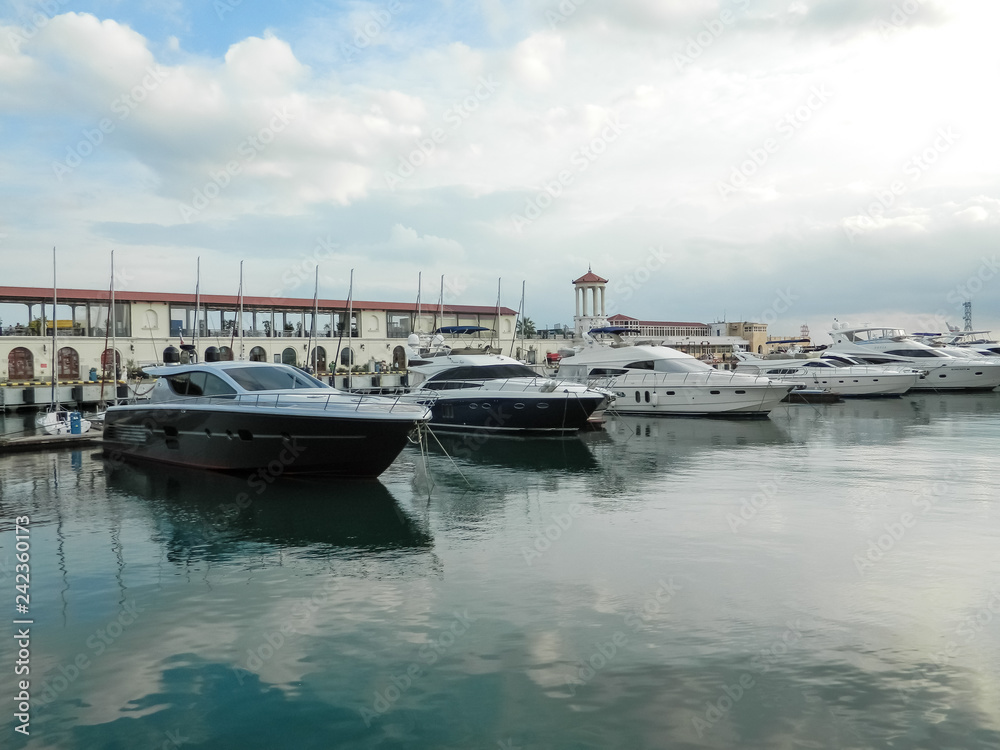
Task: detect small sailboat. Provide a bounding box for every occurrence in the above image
[35,247,93,435]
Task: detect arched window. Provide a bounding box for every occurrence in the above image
[281,347,297,366]
[101,348,122,378]
[311,346,327,372]
[392,345,406,370]
[219,346,235,361]
[367,314,379,332]
[249,346,267,362]
[57,347,80,379]
[7,347,33,380]
[340,347,354,366]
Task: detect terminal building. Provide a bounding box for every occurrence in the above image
[0,285,518,381]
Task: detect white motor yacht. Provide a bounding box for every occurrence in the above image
[825,323,1000,391]
[555,328,795,418]
[732,352,921,397]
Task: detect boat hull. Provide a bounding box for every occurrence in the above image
[600,379,792,418]
[906,364,1000,391]
[102,404,420,478]
[418,393,605,436]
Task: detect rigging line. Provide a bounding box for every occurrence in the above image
[424,425,472,488]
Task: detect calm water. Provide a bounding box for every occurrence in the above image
[2,394,1000,749]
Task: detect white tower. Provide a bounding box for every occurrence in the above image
[572,267,609,337]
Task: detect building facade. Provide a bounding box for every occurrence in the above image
[0,285,520,381]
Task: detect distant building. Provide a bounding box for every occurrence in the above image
[569,270,768,361]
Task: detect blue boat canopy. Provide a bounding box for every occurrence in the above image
[435,325,490,334]
[589,326,632,334]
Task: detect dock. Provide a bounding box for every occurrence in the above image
[0,432,102,454]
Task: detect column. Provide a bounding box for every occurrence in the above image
[576,287,581,317]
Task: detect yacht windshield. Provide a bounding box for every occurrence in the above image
[225,366,329,391]
[883,349,947,358]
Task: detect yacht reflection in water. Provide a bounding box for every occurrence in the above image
[103,460,432,554]
[423,433,599,473]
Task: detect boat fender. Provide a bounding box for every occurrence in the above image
[539,380,557,393]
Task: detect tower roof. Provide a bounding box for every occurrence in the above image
[572,269,608,284]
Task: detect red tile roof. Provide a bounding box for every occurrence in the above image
[572,271,608,284]
[0,286,516,315]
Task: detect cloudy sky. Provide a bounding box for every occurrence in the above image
[1,0,997,341]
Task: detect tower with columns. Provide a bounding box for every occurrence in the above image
[572,268,609,337]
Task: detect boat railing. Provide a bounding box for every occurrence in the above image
[421,377,593,394]
[170,390,434,415]
[584,370,778,389]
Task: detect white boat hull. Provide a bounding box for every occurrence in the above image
[596,373,792,417]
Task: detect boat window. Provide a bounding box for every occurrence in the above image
[626,360,655,370]
[590,368,629,376]
[884,349,945,358]
[225,366,328,391]
[801,362,833,368]
[426,364,539,381]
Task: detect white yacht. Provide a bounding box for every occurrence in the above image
[937,330,1000,356]
[555,328,795,418]
[825,323,1000,391]
[732,352,921,397]
[405,330,610,435]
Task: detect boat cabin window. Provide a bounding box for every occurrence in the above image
[589,368,629,376]
[225,366,328,391]
[625,359,712,374]
[166,372,237,397]
[883,349,945,358]
[800,361,833,368]
[426,364,539,382]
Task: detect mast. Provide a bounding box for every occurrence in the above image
[414,271,422,335]
[510,280,525,358]
[346,269,354,390]
[238,260,245,361]
[438,275,444,332]
[307,266,319,371]
[194,256,201,353]
[492,277,501,350]
[110,249,117,404]
[50,247,58,410]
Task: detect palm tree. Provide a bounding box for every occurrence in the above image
[516,317,536,338]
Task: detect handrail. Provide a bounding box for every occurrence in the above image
[155,389,434,415]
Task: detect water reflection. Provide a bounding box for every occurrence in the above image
[423,432,598,473]
[104,460,433,554]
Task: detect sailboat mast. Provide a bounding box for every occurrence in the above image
[347,269,354,390]
[414,271,422,335]
[492,278,501,350]
[110,249,117,403]
[238,260,245,361]
[438,275,444,332]
[194,256,201,353]
[50,247,58,410]
[308,266,319,371]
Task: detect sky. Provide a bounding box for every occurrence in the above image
[1,0,998,342]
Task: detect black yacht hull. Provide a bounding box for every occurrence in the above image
[102,405,419,478]
[419,394,603,436]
